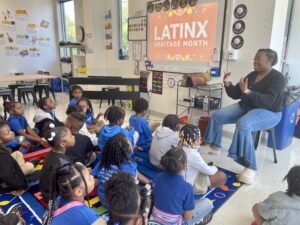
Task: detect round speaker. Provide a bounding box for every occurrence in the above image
[232,20,246,34]
[231,36,244,49]
[234,4,247,19]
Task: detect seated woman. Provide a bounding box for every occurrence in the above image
[203,49,286,184]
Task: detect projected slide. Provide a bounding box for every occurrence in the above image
[147,1,223,73]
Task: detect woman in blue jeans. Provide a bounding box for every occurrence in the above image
[203,49,286,184]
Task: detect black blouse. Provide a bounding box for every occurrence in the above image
[225,69,286,112]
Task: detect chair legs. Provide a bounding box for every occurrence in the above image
[270,128,278,163]
[252,129,277,164]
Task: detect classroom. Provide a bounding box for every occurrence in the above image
[0,0,299,225]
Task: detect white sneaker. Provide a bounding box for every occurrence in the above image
[238,168,256,184]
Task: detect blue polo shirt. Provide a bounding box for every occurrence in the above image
[92,161,137,208]
[7,115,29,135]
[50,199,98,225]
[98,124,135,150]
[153,172,195,215]
[129,115,152,152]
[69,98,78,106]
[85,112,95,126]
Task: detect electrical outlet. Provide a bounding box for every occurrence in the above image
[223,49,239,61]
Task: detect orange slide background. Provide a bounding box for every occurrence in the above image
[148,3,218,62]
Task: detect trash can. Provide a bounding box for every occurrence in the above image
[268,87,300,150]
[51,78,62,92]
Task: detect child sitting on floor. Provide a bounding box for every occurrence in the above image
[33,97,64,137]
[150,114,180,167]
[149,147,213,225]
[98,106,138,151]
[78,97,104,134]
[252,165,300,225]
[129,98,160,154]
[65,112,96,166]
[179,124,227,195]
[40,127,75,203]
[69,85,83,106]
[4,101,48,148]
[93,134,149,209]
[43,163,98,225]
[0,143,28,195]
[66,105,98,146]
[93,172,152,225]
[0,122,38,176]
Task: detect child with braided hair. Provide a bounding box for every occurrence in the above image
[43,163,98,225]
[98,106,138,151]
[93,172,152,225]
[179,124,226,195]
[40,127,75,203]
[93,133,149,209]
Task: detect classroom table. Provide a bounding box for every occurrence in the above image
[0,74,56,83]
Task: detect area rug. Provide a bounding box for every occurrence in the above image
[136,154,242,214]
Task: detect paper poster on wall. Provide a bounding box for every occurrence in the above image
[152,71,163,95]
[30,35,38,45]
[6,33,14,43]
[1,10,16,31]
[128,16,147,41]
[19,49,28,57]
[26,24,39,35]
[5,46,19,56]
[16,34,30,45]
[105,10,112,50]
[15,9,28,21]
[0,34,5,45]
[40,20,49,28]
[28,48,40,57]
[140,70,150,93]
[39,36,50,47]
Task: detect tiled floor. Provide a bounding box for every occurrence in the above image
[3,93,300,225]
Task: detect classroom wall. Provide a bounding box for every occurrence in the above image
[81,0,288,127]
[0,0,60,77]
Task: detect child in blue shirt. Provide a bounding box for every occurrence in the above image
[129,98,160,157]
[43,163,98,225]
[78,97,104,134]
[98,106,137,151]
[149,147,213,225]
[93,133,149,209]
[5,101,48,148]
[69,85,83,106]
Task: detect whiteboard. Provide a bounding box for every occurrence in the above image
[128,16,147,41]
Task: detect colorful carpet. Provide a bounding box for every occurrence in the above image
[135,154,242,214]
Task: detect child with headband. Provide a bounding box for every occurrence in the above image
[40,127,75,203]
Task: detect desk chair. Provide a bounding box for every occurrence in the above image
[35,71,56,100]
[99,87,124,108]
[8,73,25,100]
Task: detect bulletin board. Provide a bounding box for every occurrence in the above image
[128,16,147,41]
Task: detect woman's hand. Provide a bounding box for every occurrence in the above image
[239,77,248,92]
[223,72,231,87]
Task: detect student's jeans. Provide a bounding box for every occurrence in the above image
[203,103,282,170]
[186,198,213,225]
